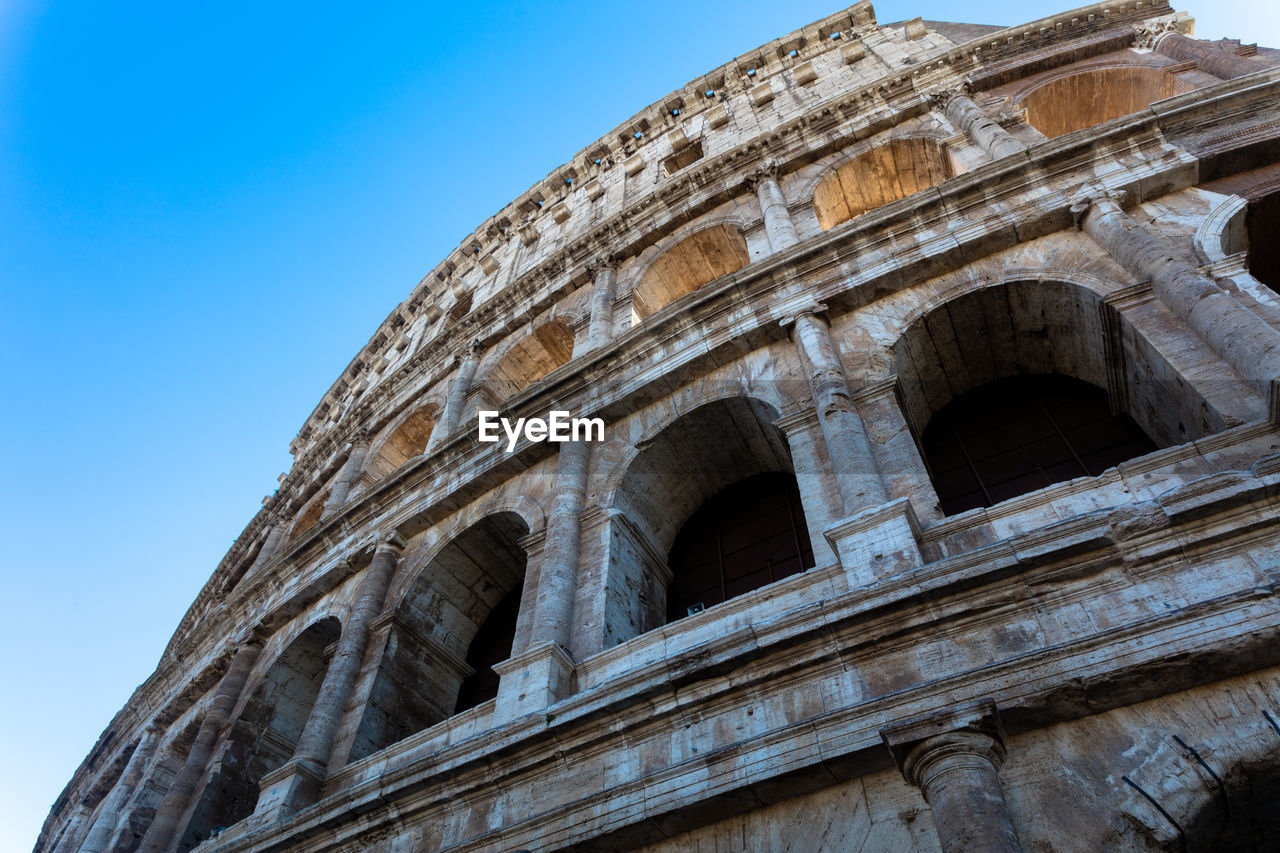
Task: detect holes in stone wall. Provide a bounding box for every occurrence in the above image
[813,138,954,230]
[454,587,521,713]
[448,292,473,323]
[663,142,704,176]
[630,224,750,321]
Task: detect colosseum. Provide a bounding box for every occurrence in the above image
[37,1,1280,850]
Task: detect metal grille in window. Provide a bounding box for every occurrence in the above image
[923,374,1157,517]
[667,472,815,622]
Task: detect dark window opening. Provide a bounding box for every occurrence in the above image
[454,588,521,714]
[663,142,705,176]
[1248,190,1280,293]
[923,374,1157,516]
[667,472,814,623]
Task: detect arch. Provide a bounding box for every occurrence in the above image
[921,374,1156,515]
[181,616,342,850]
[597,364,808,506]
[604,395,815,640]
[1120,708,1280,851]
[347,511,531,762]
[364,403,439,481]
[630,223,750,321]
[812,137,954,231]
[487,320,575,399]
[888,279,1211,515]
[665,471,814,622]
[1018,64,1190,138]
[290,487,330,538]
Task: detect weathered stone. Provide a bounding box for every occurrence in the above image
[38,5,1280,853]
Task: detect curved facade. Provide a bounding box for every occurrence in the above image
[38,3,1280,851]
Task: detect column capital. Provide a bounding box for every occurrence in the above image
[585,255,620,277]
[373,532,407,557]
[1070,187,1130,228]
[779,302,830,328]
[1133,11,1191,49]
[349,427,372,448]
[925,81,972,110]
[456,338,483,363]
[881,698,1007,783]
[745,159,783,190]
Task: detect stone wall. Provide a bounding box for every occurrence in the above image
[37,2,1280,851]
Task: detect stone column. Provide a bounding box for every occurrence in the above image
[320,432,371,520]
[883,702,1021,853]
[258,535,405,817]
[1076,191,1280,397]
[784,305,887,515]
[247,522,286,574]
[586,259,619,350]
[1152,32,1270,80]
[79,726,163,853]
[494,441,589,722]
[747,162,800,252]
[139,639,262,853]
[50,804,93,853]
[426,340,482,453]
[532,440,591,650]
[931,88,1025,161]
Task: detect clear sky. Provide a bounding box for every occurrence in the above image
[2,0,1276,849]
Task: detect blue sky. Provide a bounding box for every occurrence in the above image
[2,0,1276,848]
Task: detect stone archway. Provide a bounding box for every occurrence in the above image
[346,512,531,762]
[630,224,750,321]
[180,617,342,850]
[813,138,953,230]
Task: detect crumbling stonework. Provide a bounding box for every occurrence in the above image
[38,2,1280,851]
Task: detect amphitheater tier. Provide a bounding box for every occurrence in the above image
[39,3,1280,852]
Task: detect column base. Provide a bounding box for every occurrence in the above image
[492,641,575,724]
[823,497,924,588]
[253,758,326,824]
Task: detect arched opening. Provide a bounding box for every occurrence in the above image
[489,320,575,399]
[454,586,521,713]
[1020,65,1190,139]
[922,375,1156,515]
[608,397,817,642]
[813,138,954,231]
[890,281,1212,516]
[666,471,813,622]
[291,488,330,537]
[1247,187,1280,292]
[631,224,750,321]
[366,405,437,481]
[106,717,202,851]
[181,617,341,850]
[348,512,529,762]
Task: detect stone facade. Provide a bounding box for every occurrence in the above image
[38,3,1280,851]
